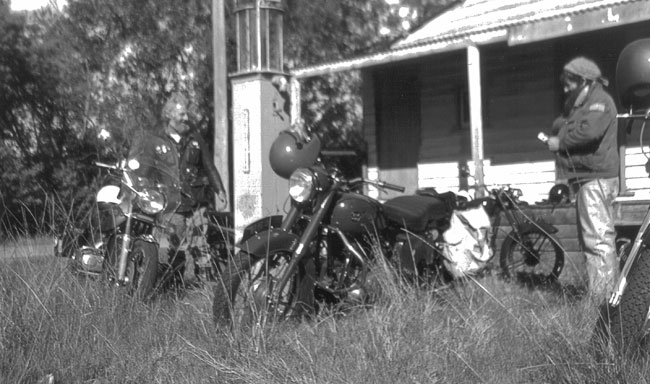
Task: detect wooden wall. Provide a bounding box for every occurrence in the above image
[416,42,558,165]
[370,62,422,196]
[362,20,650,200]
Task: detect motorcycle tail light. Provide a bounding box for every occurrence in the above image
[136,188,166,215]
[289,168,316,203]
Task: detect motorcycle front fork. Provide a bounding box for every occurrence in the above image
[610,208,650,306]
[116,209,134,283]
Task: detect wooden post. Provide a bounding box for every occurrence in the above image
[212,0,230,211]
[290,77,300,124]
[467,45,485,197]
[618,120,632,196]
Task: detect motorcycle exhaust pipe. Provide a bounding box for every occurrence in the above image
[117,234,132,283]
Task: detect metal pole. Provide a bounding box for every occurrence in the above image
[213,0,230,212]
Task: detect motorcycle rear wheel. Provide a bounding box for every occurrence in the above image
[499,227,564,283]
[105,237,158,300]
[213,251,300,327]
[593,248,650,355]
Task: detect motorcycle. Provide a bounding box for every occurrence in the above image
[592,38,650,353]
[465,185,564,283]
[54,130,233,299]
[212,127,561,327]
[54,156,169,299]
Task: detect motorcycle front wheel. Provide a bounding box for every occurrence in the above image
[213,251,301,327]
[499,227,564,283]
[105,236,158,300]
[593,248,650,354]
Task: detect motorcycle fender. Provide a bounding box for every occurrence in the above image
[237,228,299,259]
[518,221,557,234]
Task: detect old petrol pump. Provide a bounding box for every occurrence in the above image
[231,0,290,239]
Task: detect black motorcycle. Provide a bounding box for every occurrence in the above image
[592,38,650,353]
[54,131,233,298]
[213,128,558,326]
[54,156,171,299]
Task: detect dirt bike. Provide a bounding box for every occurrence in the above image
[455,164,565,283]
[478,186,565,283]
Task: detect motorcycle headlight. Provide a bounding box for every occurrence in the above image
[127,158,140,170]
[289,168,316,204]
[136,188,166,215]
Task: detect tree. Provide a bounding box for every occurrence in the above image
[282,0,454,176]
[0,0,452,234]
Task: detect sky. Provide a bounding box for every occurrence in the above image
[10,0,66,11]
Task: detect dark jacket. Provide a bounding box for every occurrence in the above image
[128,128,225,213]
[176,129,225,212]
[554,82,619,181]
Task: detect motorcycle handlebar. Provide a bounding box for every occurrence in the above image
[320,150,357,157]
[94,161,119,170]
[347,177,405,193]
[346,177,404,192]
[375,180,406,193]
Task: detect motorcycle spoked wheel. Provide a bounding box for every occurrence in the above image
[593,248,650,355]
[104,235,159,300]
[213,251,300,327]
[499,227,564,283]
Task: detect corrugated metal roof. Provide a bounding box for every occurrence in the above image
[395,0,642,48]
[291,0,649,78]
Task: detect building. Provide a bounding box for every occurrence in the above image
[292,0,650,204]
[290,0,650,283]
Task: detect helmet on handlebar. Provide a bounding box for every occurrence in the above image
[548,183,570,205]
[616,38,650,111]
[269,129,321,179]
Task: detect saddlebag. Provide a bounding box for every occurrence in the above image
[442,206,492,278]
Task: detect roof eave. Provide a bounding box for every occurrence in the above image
[290,0,650,79]
[290,29,507,79]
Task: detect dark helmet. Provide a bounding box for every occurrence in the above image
[548,184,570,204]
[269,129,321,179]
[616,38,650,111]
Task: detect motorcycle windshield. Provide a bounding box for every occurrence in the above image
[127,131,182,211]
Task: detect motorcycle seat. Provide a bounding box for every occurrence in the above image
[382,195,451,232]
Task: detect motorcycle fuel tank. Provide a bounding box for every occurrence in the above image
[330,193,384,235]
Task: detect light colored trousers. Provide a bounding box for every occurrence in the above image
[575,177,619,301]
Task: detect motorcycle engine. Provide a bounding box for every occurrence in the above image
[392,232,437,273]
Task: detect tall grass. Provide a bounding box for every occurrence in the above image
[2,235,650,384]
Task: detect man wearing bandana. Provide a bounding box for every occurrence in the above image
[128,92,228,287]
[547,57,619,302]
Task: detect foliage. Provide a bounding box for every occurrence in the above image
[0,2,93,236]
[283,0,456,177]
[0,0,454,234]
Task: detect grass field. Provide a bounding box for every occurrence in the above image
[1,236,649,384]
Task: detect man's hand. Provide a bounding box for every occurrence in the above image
[547,136,560,152]
[215,190,228,211]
